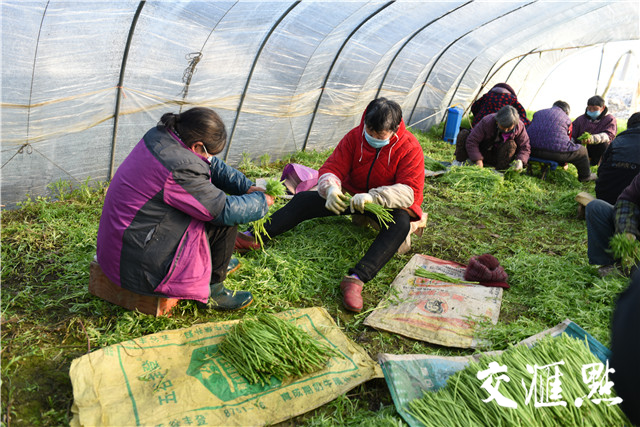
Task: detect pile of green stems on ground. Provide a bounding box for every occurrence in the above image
[407,334,630,426]
[219,312,340,386]
[1,115,631,425]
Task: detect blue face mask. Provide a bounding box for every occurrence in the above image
[586,110,601,119]
[364,129,391,149]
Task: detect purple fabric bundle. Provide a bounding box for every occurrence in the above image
[280,163,319,194]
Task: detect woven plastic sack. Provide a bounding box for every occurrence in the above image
[69,307,382,426]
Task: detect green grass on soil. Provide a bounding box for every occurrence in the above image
[1,122,631,426]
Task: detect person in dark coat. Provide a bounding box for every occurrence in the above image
[585,173,640,276]
[97,107,274,310]
[470,82,530,127]
[610,268,640,425]
[527,100,596,182]
[572,95,618,166]
[454,105,530,171]
[596,112,640,204]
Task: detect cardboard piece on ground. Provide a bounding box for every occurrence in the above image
[364,254,503,348]
[379,319,609,427]
[69,307,382,427]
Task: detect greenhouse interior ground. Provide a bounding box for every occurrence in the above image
[2,1,640,426]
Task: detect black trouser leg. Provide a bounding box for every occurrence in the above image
[454,130,471,161]
[587,142,609,166]
[262,191,335,237]
[349,209,411,282]
[263,191,412,283]
[206,223,237,284]
[531,146,592,179]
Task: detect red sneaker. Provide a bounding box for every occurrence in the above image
[234,232,261,253]
[340,276,364,312]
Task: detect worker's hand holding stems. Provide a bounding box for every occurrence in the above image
[325,185,348,214]
[350,193,373,214]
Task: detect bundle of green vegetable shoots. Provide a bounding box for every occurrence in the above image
[219,313,341,386]
[407,334,630,426]
[345,195,395,229]
[424,156,448,172]
[438,166,503,194]
[577,132,592,143]
[414,267,479,284]
[608,232,640,271]
[251,178,287,247]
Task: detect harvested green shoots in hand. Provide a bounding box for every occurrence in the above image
[414,267,479,284]
[608,232,640,271]
[345,195,395,229]
[407,334,630,426]
[577,132,592,143]
[264,178,287,197]
[252,179,287,247]
[219,313,341,386]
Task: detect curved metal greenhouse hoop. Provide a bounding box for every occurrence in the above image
[109,1,146,180]
[460,46,538,120]
[406,1,538,127]
[301,1,394,152]
[374,1,472,100]
[179,2,238,111]
[442,58,476,119]
[223,1,301,162]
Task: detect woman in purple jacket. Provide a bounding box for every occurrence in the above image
[454,105,530,171]
[97,107,274,311]
[572,95,617,166]
[528,101,596,182]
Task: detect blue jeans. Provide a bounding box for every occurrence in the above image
[585,199,615,265]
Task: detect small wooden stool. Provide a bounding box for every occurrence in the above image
[89,261,179,316]
[398,212,429,255]
[575,191,596,220]
[526,157,559,180]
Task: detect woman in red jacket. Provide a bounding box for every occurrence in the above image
[236,98,425,312]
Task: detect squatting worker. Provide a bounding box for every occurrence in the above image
[572,95,617,166]
[97,107,274,311]
[235,98,425,313]
[527,100,597,182]
[454,105,530,171]
[585,172,640,278]
[595,112,640,204]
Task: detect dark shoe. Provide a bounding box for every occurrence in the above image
[234,231,261,254]
[227,257,241,274]
[340,276,364,313]
[579,173,597,182]
[197,282,253,311]
[598,264,621,278]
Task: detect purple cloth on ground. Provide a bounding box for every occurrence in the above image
[280,163,319,194]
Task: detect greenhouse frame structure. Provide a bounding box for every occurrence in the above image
[1,0,638,207]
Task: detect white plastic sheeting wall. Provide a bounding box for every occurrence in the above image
[2,1,638,207]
